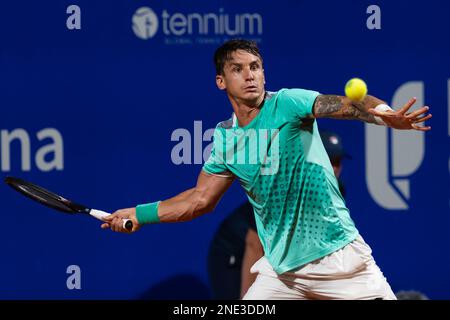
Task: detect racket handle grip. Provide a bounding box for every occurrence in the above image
[89,209,133,231]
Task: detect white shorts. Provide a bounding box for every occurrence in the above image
[243,235,397,300]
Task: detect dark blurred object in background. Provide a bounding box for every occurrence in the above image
[396,290,429,300]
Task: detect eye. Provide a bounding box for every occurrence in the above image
[251,64,260,71]
[234,67,241,72]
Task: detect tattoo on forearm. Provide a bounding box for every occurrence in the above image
[314,95,343,114]
[346,102,376,123]
[313,95,377,124]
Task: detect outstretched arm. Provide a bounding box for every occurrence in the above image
[102,171,235,232]
[312,95,432,131]
[157,171,235,222]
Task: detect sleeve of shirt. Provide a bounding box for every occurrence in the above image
[280,88,321,120]
[202,127,232,176]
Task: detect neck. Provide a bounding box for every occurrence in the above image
[228,91,266,127]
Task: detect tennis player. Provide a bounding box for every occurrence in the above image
[102,39,432,299]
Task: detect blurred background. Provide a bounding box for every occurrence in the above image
[0,0,448,299]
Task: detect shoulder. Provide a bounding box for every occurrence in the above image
[216,116,233,129]
[265,90,279,100]
[278,88,321,101]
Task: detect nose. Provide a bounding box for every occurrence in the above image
[243,67,255,81]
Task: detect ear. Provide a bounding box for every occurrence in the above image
[216,75,226,90]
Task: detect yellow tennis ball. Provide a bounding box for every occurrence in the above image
[345,78,368,101]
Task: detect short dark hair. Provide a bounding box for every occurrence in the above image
[214,39,263,75]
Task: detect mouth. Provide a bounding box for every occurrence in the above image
[244,85,258,91]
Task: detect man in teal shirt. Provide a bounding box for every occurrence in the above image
[103,40,432,299]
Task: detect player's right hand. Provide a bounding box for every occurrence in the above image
[101,207,141,233]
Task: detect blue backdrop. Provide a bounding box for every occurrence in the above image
[1,0,448,299]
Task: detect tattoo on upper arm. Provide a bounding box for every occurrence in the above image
[313,95,376,123]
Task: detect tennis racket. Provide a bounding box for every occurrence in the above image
[5,176,132,231]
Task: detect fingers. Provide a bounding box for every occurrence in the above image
[112,217,124,232]
[406,106,432,130]
[102,210,124,225]
[102,215,113,222]
[102,210,120,222]
[100,208,136,233]
[411,113,432,124]
[101,215,129,233]
[398,97,417,114]
[412,124,431,131]
[405,106,430,119]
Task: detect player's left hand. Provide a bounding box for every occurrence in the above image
[368,97,432,131]
[101,207,141,233]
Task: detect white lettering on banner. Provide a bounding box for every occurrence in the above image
[66,5,81,30]
[1,128,64,172]
[366,81,425,210]
[366,5,381,30]
[133,7,263,41]
[162,9,262,36]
